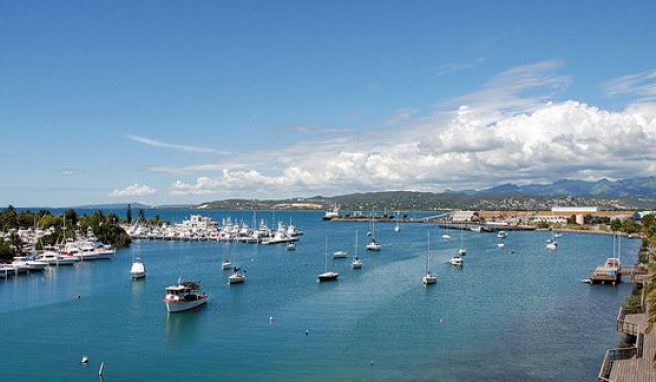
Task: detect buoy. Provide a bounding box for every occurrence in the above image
[305,329,309,336]
[81,355,89,364]
[98,361,105,377]
[76,293,81,300]
[269,316,274,323]
[370,360,374,366]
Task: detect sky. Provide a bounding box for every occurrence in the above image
[1,0,656,207]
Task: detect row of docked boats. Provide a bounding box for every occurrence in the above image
[123,215,303,245]
[1,238,116,278]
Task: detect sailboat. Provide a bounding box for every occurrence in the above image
[366,214,382,251]
[318,236,339,282]
[228,245,246,284]
[394,211,401,232]
[458,228,466,256]
[422,231,437,285]
[352,230,362,269]
[441,227,451,239]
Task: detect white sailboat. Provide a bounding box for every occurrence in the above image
[318,236,339,282]
[366,214,381,251]
[422,231,437,285]
[352,230,362,269]
[458,228,467,256]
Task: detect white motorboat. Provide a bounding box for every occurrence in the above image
[441,232,451,239]
[333,250,347,259]
[546,241,559,251]
[422,231,437,285]
[11,256,48,272]
[450,255,463,267]
[228,267,246,284]
[286,243,296,251]
[130,257,146,279]
[458,229,466,256]
[497,231,508,239]
[163,279,208,313]
[497,242,505,248]
[322,204,341,220]
[221,259,233,270]
[35,251,78,266]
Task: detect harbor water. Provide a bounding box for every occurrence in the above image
[0,210,640,381]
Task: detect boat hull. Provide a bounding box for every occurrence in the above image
[317,272,339,282]
[164,296,208,313]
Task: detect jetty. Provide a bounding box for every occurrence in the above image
[598,303,656,381]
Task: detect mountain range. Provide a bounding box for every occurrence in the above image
[67,177,656,211]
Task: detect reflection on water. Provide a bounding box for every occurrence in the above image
[164,306,205,344]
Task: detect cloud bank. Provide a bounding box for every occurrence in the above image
[143,61,656,200]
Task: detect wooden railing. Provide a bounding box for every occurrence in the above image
[598,347,638,382]
[617,306,640,336]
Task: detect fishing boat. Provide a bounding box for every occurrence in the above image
[322,204,341,220]
[130,257,146,279]
[162,279,209,313]
[318,237,339,282]
[422,231,437,285]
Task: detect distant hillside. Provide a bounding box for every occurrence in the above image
[481,177,656,198]
[197,177,656,211]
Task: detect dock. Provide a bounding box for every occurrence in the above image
[598,304,656,381]
[587,258,648,285]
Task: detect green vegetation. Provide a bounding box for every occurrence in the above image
[0,206,132,262]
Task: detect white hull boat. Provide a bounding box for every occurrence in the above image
[163,279,208,313]
[130,258,146,279]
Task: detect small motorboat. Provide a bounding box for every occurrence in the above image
[333,250,347,259]
[221,259,233,270]
[130,257,146,279]
[351,256,362,269]
[286,243,296,251]
[450,256,463,267]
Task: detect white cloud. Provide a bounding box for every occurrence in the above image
[604,69,656,101]
[128,135,228,154]
[163,63,656,198]
[109,183,157,197]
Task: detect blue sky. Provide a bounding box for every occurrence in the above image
[2,0,655,207]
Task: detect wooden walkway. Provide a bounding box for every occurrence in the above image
[599,307,656,381]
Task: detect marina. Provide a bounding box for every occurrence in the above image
[0,210,643,381]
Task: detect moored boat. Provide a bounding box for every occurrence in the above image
[163,279,209,313]
[228,267,246,284]
[130,257,146,279]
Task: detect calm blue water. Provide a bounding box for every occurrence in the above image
[0,210,639,381]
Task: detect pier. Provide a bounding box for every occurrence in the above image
[598,305,656,381]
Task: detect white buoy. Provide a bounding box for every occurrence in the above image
[305,329,309,336]
[81,355,89,364]
[269,315,274,323]
[98,362,105,377]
